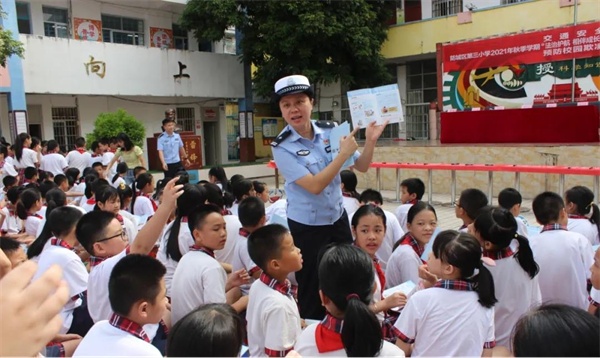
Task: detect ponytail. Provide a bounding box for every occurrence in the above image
[111,172,120,184]
[565,186,600,236]
[16,188,41,220]
[166,184,206,261]
[28,206,82,259]
[590,203,600,239]
[513,234,540,279]
[474,261,498,308]
[130,173,152,212]
[342,295,382,357]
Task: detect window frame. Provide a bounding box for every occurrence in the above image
[15,1,32,35]
[42,5,69,38]
[101,14,145,46]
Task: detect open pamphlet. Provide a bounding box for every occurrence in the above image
[347,84,403,129]
[382,280,417,311]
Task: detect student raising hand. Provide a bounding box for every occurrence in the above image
[0,262,69,357]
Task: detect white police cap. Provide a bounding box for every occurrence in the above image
[274,75,312,97]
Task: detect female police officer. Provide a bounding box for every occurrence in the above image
[271,75,388,319]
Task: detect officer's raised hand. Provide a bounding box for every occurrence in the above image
[339,126,360,158]
[365,120,390,142]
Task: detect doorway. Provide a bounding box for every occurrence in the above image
[28,124,42,140]
[204,122,218,166]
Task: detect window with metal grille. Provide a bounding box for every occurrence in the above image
[52,108,79,152]
[16,2,31,34]
[432,0,463,17]
[172,23,188,50]
[176,107,195,132]
[43,6,69,38]
[405,59,437,140]
[101,14,144,45]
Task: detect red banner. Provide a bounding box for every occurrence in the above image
[442,21,600,72]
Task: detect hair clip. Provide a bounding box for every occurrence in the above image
[514,233,518,238]
[119,182,126,190]
[586,201,594,209]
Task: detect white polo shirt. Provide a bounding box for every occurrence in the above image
[156,219,194,297]
[24,215,43,237]
[394,203,413,232]
[232,230,260,296]
[515,216,529,238]
[103,151,116,177]
[342,196,360,217]
[247,279,302,357]
[80,199,96,213]
[394,286,495,357]
[386,244,422,289]
[32,243,88,334]
[568,217,599,246]
[40,153,68,176]
[133,196,155,217]
[530,228,594,309]
[88,154,103,168]
[1,208,22,234]
[171,250,227,324]
[66,150,92,174]
[0,160,18,185]
[73,320,161,357]
[14,148,38,169]
[294,323,405,357]
[111,177,126,189]
[215,214,242,265]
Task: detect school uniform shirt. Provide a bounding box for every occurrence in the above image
[66,150,92,174]
[14,148,39,169]
[394,280,496,357]
[72,182,87,207]
[247,273,302,357]
[294,314,405,357]
[111,176,126,189]
[133,195,155,217]
[33,239,88,334]
[102,151,116,176]
[40,153,68,176]
[230,202,240,217]
[215,214,242,265]
[483,248,542,349]
[80,198,96,213]
[515,215,528,238]
[0,207,22,234]
[156,219,195,297]
[0,160,18,185]
[530,225,594,310]
[88,154,103,168]
[394,203,414,232]
[568,217,599,246]
[24,214,43,237]
[385,235,424,289]
[35,205,88,238]
[590,288,600,308]
[342,196,360,217]
[171,248,227,324]
[265,199,287,224]
[232,229,261,296]
[371,259,385,323]
[73,315,161,357]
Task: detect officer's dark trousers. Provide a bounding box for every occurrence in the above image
[287,210,353,320]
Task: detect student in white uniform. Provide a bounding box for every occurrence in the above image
[340,170,360,215]
[95,185,138,244]
[230,179,256,217]
[131,173,157,216]
[394,230,497,357]
[352,189,404,272]
[74,254,167,357]
[498,188,529,238]
[110,163,128,189]
[204,183,243,268]
[394,178,425,232]
[455,188,488,232]
[588,247,600,315]
[26,207,93,337]
[171,205,249,324]
[386,202,437,288]
[565,185,600,246]
[529,191,594,310]
[13,133,39,184]
[246,224,303,357]
[351,205,407,324]
[1,187,23,236]
[156,184,206,298]
[40,140,68,176]
[472,206,542,350]
[295,245,405,357]
[16,188,43,238]
[0,145,18,188]
[35,188,87,238]
[65,137,91,175]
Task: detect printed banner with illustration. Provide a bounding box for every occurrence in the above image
[73,18,102,41]
[441,22,600,110]
[150,27,174,49]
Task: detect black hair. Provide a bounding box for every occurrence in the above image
[116,182,133,210]
[252,181,267,195]
[90,141,100,152]
[109,254,166,317]
[74,137,86,148]
[131,173,153,212]
[319,244,382,357]
[407,201,437,225]
[89,178,109,200]
[512,304,599,357]
[82,167,95,178]
[24,166,38,180]
[27,207,83,259]
[76,210,118,255]
[46,140,59,152]
[166,184,206,262]
[208,166,229,193]
[358,189,383,205]
[38,170,52,183]
[340,170,360,200]
[239,196,265,228]
[474,206,539,278]
[565,186,600,236]
[401,178,425,200]
[153,178,169,201]
[39,180,58,198]
[82,173,99,199]
[166,303,244,357]
[2,175,17,189]
[30,137,40,150]
[458,188,489,220]
[162,117,175,126]
[0,236,21,254]
[112,162,129,184]
[116,133,133,151]
[432,230,497,308]
[498,188,522,210]
[351,204,386,229]
[44,188,67,218]
[197,180,209,185]
[13,133,30,161]
[248,224,289,271]
[133,166,146,177]
[187,204,223,241]
[16,188,41,220]
[6,186,24,205]
[232,179,253,202]
[204,183,228,209]
[54,174,68,188]
[532,191,564,225]
[229,174,245,190]
[0,144,8,158]
[92,161,103,169]
[64,167,80,186]
[99,137,110,145]
[94,185,120,210]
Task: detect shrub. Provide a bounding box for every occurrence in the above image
[86,109,146,148]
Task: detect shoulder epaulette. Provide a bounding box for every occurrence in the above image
[315,120,337,129]
[271,130,291,147]
[158,132,165,138]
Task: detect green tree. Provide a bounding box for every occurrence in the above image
[180,0,394,97]
[86,109,146,148]
[0,5,25,67]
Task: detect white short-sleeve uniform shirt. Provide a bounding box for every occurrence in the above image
[156,219,194,297]
[386,243,422,289]
[41,153,68,176]
[133,196,155,217]
[232,230,260,296]
[215,214,242,265]
[73,321,161,357]
[394,203,413,232]
[66,150,92,174]
[14,148,38,169]
[24,215,43,237]
[568,217,599,246]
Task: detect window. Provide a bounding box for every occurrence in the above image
[405,59,438,140]
[43,6,69,38]
[102,15,144,45]
[172,23,188,50]
[52,108,79,151]
[198,38,213,52]
[16,2,31,34]
[432,0,463,17]
[176,107,195,132]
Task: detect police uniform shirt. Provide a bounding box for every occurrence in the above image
[271,120,360,226]
[157,132,184,165]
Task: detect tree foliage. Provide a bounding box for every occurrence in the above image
[86,109,146,149]
[180,0,394,97]
[0,6,25,67]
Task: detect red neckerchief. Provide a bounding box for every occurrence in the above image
[116,214,124,224]
[89,255,107,268]
[75,148,86,154]
[189,245,215,258]
[341,192,354,198]
[541,224,568,233]
[373,258,385,298]
[568,214,588,220]
[315,314,344,353]
[142,193,158,212]
[86,197,96,205]
[50,237,74,251]
[108,313,150,343]
[239,228,261,276]
[91,153,101,157]
[28,213,43,219]
[222,209,232,216]
[405,199,418,205]
[482,247,514,260]
[399,233,426,263]
[259,272,298,300]
[434,279,474,291]
[458,224,467,231]
[239,228,250,238]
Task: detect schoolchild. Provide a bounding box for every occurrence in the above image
[80,177,109,213]
[170,204,249,324]
[455,188,488,231]
[65,137,91,175]
[253,181,270,204]
[386,202,437,288]
[23,166,39,187]
[1,187,24,237]
[498,187,528,237]
[73,254,167,357]
[111,162,128,189]
[394,178,425,232]
[40,140,68,176]
[16,187,43,238]
[472,206,542,349]
[131,173,157,216]
[529,191,594,309]
[294,244,405,357]
[94,185,138,243]
[230,179,256,217]
[565,185,599,246]
[340,170,360,215]
[246,224,303,357]
[589,247,600,316]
